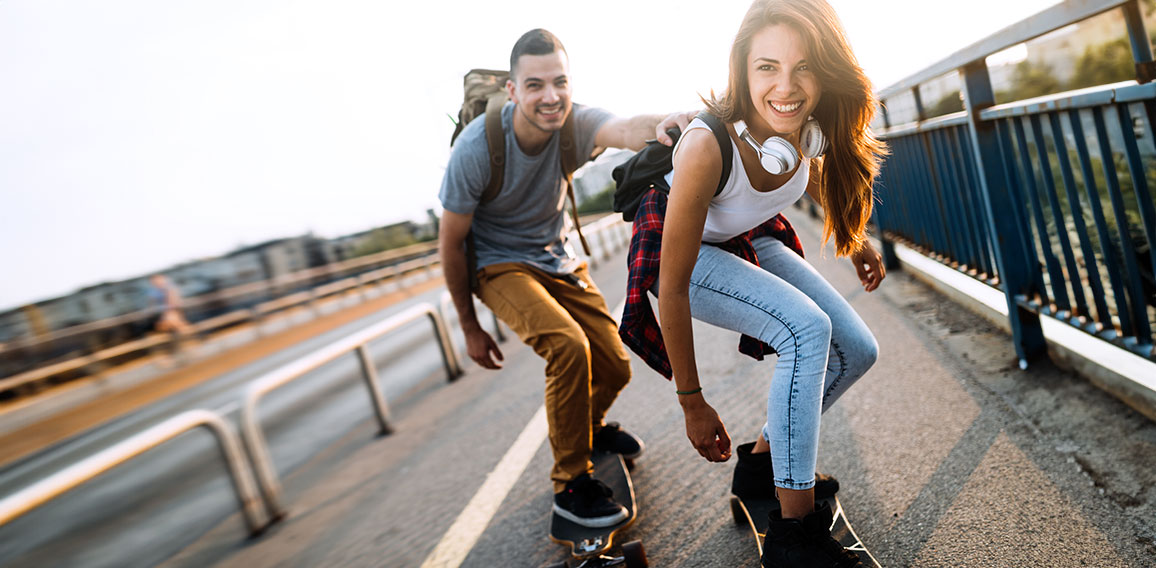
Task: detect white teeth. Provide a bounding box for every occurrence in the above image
[771,101,802,113]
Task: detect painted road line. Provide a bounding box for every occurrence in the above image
[420,404,548,568]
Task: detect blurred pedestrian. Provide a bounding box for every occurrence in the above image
[149,274,190,336]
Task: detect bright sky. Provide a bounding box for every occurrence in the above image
[0,0,1060,311]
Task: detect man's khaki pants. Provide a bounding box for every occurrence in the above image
[476,261,632,493]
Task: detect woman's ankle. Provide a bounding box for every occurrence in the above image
[777,487,815,519]
[752,434,770,454]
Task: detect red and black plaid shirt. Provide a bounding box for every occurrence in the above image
[619,187,804,379]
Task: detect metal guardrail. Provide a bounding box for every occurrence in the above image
[872,0,1156,366]
[239,214,632,521]
[0,253,441,397]
[239,302,460,518]
[439,292,507,343]
[0,213,633,537]
[0,409,269,535]
[2,241,440,353]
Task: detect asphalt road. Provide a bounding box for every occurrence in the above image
[0,282,481,568]
[2,211,1154,567]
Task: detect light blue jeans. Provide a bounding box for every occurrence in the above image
[682,236,878,490]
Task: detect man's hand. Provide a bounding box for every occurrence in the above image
[850,241,886,292]
[465,325,504,369]
[655,110,700,146]
[680,393,732,462]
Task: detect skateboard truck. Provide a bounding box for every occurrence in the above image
[544,540,647,568]
[575,536,606,554]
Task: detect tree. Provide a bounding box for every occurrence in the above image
[1005,59,1061,101]
[1068,37,1136,91]
[927,90,964,117]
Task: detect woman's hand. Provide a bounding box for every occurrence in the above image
[679,393,732,462]
[849,241,886,292]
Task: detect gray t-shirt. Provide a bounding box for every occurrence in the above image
[439,102,613,275]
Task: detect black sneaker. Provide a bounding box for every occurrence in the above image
[592,422,645,459]
[553,473,629,528]
[761,501,865,568]
[731,442,840,501]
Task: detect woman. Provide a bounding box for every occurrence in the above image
[619,0,886,565]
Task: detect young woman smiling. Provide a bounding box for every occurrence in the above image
[618,0,887,565]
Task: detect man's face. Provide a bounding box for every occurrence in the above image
[508,50,572,133]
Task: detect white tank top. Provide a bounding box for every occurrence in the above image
[663,117,809,243]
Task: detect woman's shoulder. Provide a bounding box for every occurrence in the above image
[672,126,725,173]
[673,118,728,163]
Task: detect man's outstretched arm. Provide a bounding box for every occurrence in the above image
[438,210,504,369]
[594,111,700,151]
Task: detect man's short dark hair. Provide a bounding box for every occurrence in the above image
[510,28,567,77]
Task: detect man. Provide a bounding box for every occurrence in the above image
[438,28,690,528]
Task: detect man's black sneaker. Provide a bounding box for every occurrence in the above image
[761,501,865,568]
[592,422,645,459]
[732,441,840,501]
[553,473,629,528]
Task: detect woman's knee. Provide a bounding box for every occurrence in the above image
[796,305,832,345]
[843,328,879,376]
[763,303,830,359]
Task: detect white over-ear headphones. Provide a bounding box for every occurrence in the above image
[734,117,827,175]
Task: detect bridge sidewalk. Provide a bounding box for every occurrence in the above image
[162,211,1155,567]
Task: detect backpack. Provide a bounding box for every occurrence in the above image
[450,68,591,290]
[611,111,733,222]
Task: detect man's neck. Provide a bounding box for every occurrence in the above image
[511,105,555,156]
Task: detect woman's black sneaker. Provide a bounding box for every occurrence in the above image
[761,501,865,568]
[731,441,840,500]
[592,422,645,459]
[553,473,629,528]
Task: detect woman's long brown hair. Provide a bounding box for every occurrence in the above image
[705,0,887,256]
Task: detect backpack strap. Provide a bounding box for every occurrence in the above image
[559,112,591,256]
[481,94,508,204]
[695,111,733,197]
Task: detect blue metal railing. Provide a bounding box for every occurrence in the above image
[873,0,1156,365]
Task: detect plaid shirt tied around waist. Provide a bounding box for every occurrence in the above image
[619,186,804,379]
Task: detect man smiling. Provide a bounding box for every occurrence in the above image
[438,28,691,527]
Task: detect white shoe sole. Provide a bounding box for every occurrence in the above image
[552,503,628,528]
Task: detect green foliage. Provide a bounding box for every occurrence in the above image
[1006,59,1062,101]
[1068,38,1136,91]
[577,182,616,215]
[350,228,417,257]
[928,90,964,116]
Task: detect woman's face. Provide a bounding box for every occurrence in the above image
[746,23,821,139]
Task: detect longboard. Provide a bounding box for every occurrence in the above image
[545,452,647,568]
[730,494,881,567]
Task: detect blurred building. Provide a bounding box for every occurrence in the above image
[572,149,632,205]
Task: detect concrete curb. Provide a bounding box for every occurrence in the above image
[890,239,1156,423]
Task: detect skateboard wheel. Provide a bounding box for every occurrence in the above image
[730,496,745,525]
[621,540,647,568]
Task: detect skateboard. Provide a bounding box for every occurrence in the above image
[544,451,648,568]
[730,494,881,567]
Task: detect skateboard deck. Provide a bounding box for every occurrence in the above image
[546,452,647,568]
[730,494,881,567]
